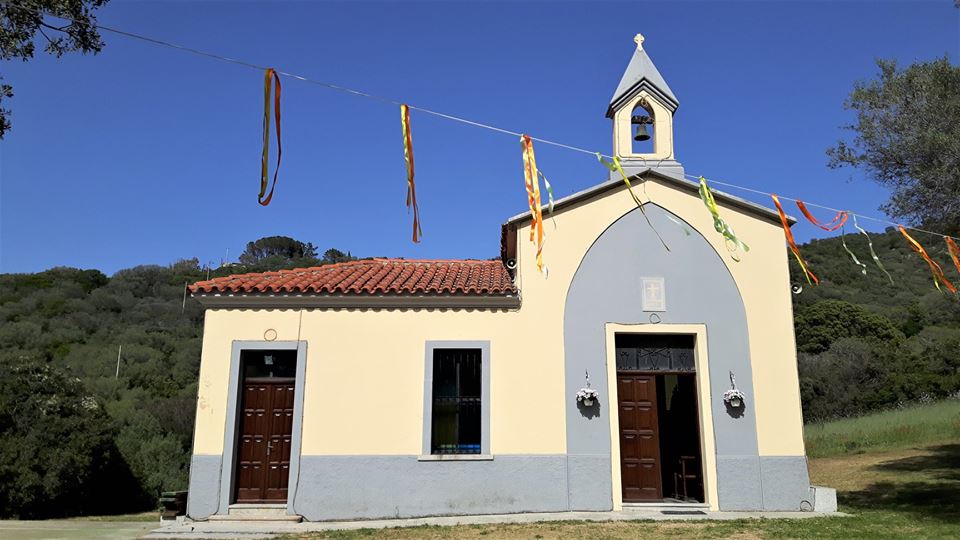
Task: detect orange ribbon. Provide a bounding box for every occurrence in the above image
[946,237,960,278]
[899,226,956,293]
[772,194,818,285]
[796,201,848,231]
[400,105,422,243]
[521,135,545,273]
[258,68,282,206]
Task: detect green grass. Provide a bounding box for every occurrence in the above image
[804,398,960,458]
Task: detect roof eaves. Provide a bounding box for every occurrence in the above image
[191,292,522,310]
[505,169,797,228]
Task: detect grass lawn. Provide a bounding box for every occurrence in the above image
[289,400,960,539]
[804,399,960,458]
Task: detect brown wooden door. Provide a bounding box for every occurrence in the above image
[235,378,295,503]
[618,372,662,501]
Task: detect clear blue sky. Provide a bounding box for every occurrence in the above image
[1,1,957,274]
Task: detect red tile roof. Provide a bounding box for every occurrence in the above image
[189,259,516,296]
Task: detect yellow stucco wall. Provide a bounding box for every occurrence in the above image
[191,173,806,461]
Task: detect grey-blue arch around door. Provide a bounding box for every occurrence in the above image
[563,203,766,511]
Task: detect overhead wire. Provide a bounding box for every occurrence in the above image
[7,2,959,242]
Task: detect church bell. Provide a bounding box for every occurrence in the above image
[631,114,652,141]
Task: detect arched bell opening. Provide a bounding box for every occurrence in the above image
[630,100,655,155]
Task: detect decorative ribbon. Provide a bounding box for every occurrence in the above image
[521,135,546,273]
[899,226,956,293]
[698,177,748,259]
[400,104,422,243]
[536,171,557,229]
[946,237,960,279]
[852,214,894,284]
[771,194,818,285]
[840,225,868,276]
[596,153,669,251]
[258,68,282,206]
[796,200,848,231]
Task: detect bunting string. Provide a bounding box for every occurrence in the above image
[400,104,422,243]
[521,135,546,273]
[772,194,818,285]
[899,226,957,294]
[258,68,282,206]
[597,154,669,252]
[13,2,960,293]
[698,176,749,260]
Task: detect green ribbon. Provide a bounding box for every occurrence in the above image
[698,177,749,260]
[852,214,894,285]
[840,225,868,276]
[538,171,557,229]
[596,153,669,252]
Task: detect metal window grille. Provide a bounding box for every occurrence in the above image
[431,349,482,454]
[615,334,696,371]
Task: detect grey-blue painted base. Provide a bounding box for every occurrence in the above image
[292,455,572,521]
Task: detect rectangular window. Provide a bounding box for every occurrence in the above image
[431,349,482,455]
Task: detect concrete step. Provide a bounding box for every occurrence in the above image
[208,513,302,523]
[227,504,287,516]
[622,502,710,512]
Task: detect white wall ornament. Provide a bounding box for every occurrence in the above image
[576,370,599,407]
[723,370,746,409]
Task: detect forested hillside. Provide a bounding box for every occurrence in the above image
[0,239,355,518]
[789,227,960,421]
[1,230,958,517]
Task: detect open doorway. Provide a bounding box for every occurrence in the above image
[615,333,704,503]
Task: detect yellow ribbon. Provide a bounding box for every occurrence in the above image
[400,104,422,243]
[521,135,545,273]
[258,68,282,206]
[596,154,669,252]
[698,177,749,260]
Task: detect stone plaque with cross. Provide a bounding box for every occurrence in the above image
[641,277,666,312]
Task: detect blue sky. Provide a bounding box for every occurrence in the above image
[1,1,957,274]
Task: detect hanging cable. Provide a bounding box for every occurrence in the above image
[8,2,960,243]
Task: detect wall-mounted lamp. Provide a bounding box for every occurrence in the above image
[723,371,746,409]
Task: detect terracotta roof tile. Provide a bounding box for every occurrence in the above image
[189,259,516,296]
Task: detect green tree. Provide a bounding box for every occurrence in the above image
[0,0,109,138]
[0,353,135,518]
[238,236,318,265]
[795,300,905,354]
[321,248,356,264]
[827,58,960,234]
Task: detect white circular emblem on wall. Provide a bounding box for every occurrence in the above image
[263,328,278,341]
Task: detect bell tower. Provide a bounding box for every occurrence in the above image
[607,34,683,179]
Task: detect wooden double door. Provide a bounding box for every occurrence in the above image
[234,378,295,503]
[617,370,704,503]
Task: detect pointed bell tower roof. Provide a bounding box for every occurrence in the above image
[606,34,679,118]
